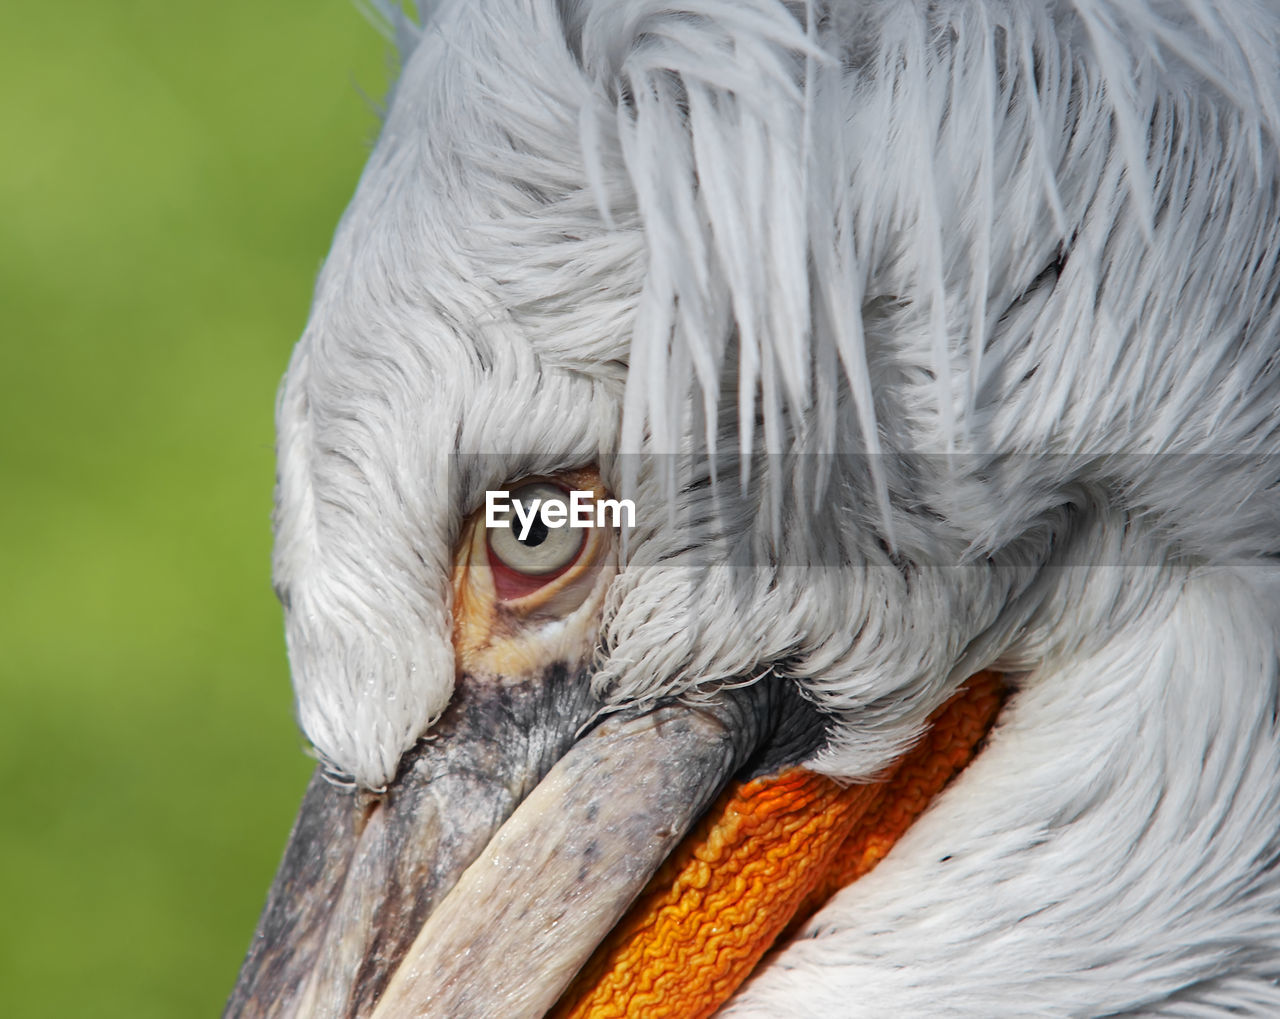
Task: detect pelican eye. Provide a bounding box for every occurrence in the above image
[454,469,614,656]
[486,482,586,579]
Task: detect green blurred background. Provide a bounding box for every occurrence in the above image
[1,3,393,1014]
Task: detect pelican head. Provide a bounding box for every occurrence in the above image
[228,1,1280,1015]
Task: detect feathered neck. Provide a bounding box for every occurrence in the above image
[723,552,1280,1015]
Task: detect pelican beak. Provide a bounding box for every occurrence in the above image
[225,604,797,1019]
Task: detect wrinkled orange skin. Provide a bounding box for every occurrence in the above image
[554,672,1005,1019]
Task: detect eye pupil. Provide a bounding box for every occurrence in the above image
[521,517,549,548]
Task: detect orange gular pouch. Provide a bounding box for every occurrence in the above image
[553,672,1006,1019]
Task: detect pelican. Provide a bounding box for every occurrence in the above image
[227,1,1280,1015]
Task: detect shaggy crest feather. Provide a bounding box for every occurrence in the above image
[275,0,1280,1011]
